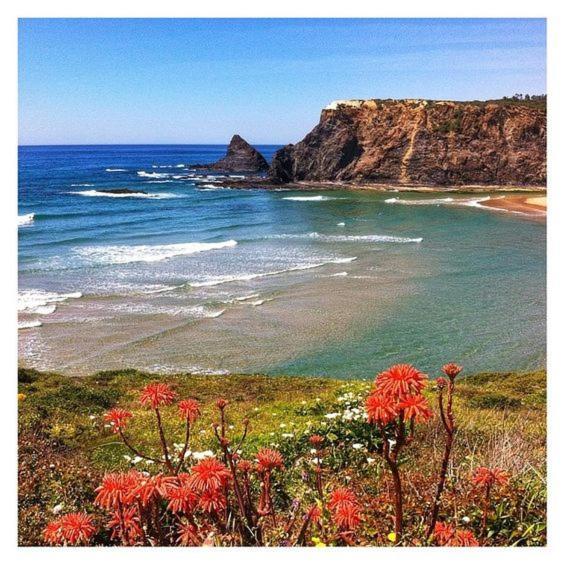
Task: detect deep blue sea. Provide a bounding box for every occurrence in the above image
[18,145,546,378]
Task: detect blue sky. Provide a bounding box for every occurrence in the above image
[18,18,546,145]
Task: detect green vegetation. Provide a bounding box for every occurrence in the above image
[18,367,546,546]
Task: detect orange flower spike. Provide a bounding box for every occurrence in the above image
[256,448,284,473]
[397,394,433,422]
[104,408,133,433]
[178,398,201,423]
[375,363,428,399]
[139,382,177,409]
[441,363,463,379]
[190,457,231,491]
[472,467,509,488]
[94,471,140,509]
[46,513,96,546]
[365,391,398,425]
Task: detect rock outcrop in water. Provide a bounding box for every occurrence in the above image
[270,99,546,186]
[202,134,269,173]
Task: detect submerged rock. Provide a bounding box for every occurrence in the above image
[99,188,148,195]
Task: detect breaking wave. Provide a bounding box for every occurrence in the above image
[267,232,422,243]
[283,195,342,202]
[74,240,238,265]
[18,289,82,314]
[72,189,180,199]
[190,257,357,287]
[18,213,35,227]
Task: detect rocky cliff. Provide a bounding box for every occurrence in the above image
[270,99,546,186]
[208,134,269,173]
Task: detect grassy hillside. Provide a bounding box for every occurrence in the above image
[18,367,546,546]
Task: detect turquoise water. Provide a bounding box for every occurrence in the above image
[19,146,545,378]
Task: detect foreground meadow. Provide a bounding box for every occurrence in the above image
[18,365,546,547]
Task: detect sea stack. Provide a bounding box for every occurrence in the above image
[270,99,546,186]
[209,134,269,173]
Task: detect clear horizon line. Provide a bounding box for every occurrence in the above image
[18,142,284,148]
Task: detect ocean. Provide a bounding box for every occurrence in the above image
[18,145,546,378]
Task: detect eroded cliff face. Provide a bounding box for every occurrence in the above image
[270,100,546,186]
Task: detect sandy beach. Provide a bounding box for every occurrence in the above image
[480,194,546,216]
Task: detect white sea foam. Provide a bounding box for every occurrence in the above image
[194,178,221,184]
[461,196,492,208]
[190,257,357,288]
[18,289,82,314]
[137,171,171,179]
[75,240,237,265]
[105,168,127,172]
[18,213,35,227]
[234,294,260,302]
[268,232,422,243]
[384,196,502,209]
[385,197,455,205]
[72,190,179,199]
[283,195,342,202]
[331,271,349,277]
[70,183,95,187]
[337,222,346,226]
[18,320,42,329]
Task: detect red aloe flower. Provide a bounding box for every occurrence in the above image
[449,529,479,547]
[198,488,227,513]
[328,488,362,531]
[43,520,64,545]
[435,377,447,390]
[309,434,324,447]
[256,448,284,473]
[365,391,398,425]
[177,522,201,546]
[472,467,509,488]
[46,513,96,546]
[139,382,177,409]
[333,502,362,531]
[190,457,231,491]
[215,398,228,410]
[107,505,144,544]
[327,487,358,510]
[397,394,433,422]
[104,408,133,433]
[433,521,456,545]
[442,363,463,379]
[166,483,198,514]
[178,398,201,423]
[94,471,139,509]
[308,504,322,524]
[133,473,176,506]
[237,459,253,473]
[375,363,428,398]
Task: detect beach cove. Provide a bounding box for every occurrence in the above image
[18,145,546,379]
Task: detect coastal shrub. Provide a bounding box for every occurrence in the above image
[40,362,522,547]
[469,393,522,410]
[33,383,119,414]
[18,367,41,384]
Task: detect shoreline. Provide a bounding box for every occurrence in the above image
[480,194,547,216]
[213,176,546,194]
